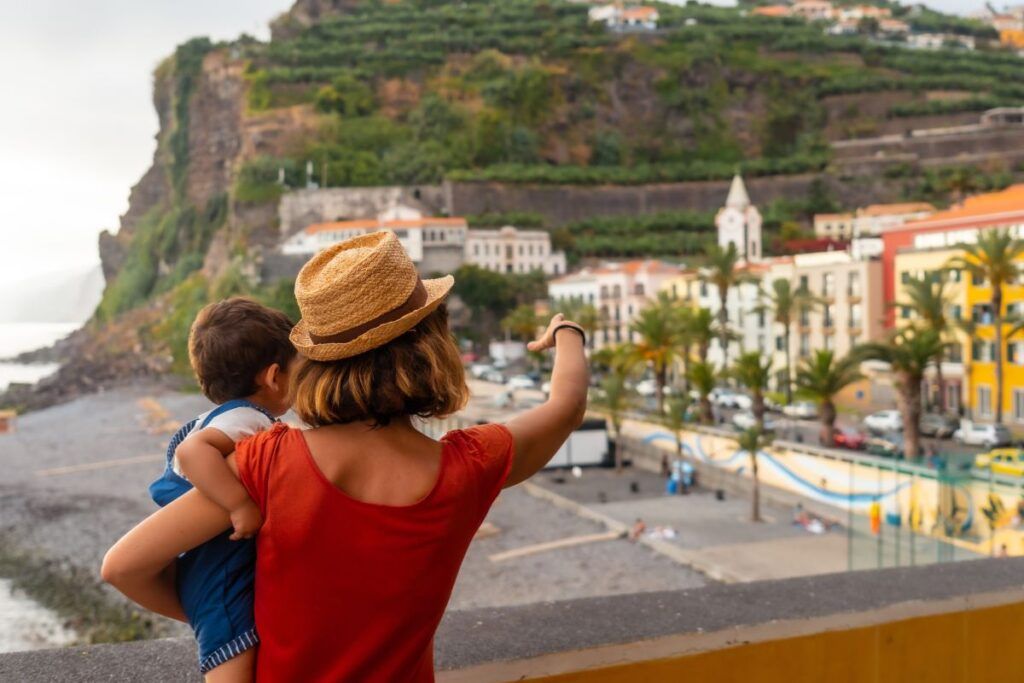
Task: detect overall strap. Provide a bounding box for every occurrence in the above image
[165,418,199,467]
[198,398,277,430]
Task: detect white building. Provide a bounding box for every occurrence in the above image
[548,260,682,349]
[908,32,976,50]
[814,203,934,239]
[280,206,467,274]
[716,175,763,262]
[465,226,567,276]
[791,0,835,21]
[588,4,659,30]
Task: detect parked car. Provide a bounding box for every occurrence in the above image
[734,394,753,410]
[833,426,868,450]
[865,432,904,459]
[636,379,657,397]
[954,422,1012,448]
[782,401,818,419]
[919,413,959,439]
[481,369,505,384]
[711,389,743,408]
[974,448,1024,476]
[864,410,902,433]
[469,363,494,379]
[732,411,777,431]
[507,374,537,390]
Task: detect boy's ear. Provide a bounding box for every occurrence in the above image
[259,363,282,391]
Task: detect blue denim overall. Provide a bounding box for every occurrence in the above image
[149,399,274,673]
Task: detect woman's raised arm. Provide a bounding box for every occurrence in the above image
[504,314,589,487]
[101,459,236,621]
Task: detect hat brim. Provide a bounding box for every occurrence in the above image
[290,275,454,361]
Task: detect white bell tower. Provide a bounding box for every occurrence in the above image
[715,174,763,262]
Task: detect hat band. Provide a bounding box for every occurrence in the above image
[308,279,428,345]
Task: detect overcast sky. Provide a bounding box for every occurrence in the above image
[0,0,990,291]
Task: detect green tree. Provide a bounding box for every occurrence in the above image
[593,367,632,472]
[700,243,752,368]
[857,329,944,459]
[730,352,772,429]
[502,304,542,342]
[629,292,685,413]
[895,273,955,413]
[752,278,820,403]
[946,229,1024,424]
[795,350,864,447]
[736,427,773,523]
[314,73,376,116]
[687,361,717,425]
[686,307,717,364]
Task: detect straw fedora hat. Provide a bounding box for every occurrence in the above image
[290,231,454,361]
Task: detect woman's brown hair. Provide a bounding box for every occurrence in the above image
[291,304,468,427]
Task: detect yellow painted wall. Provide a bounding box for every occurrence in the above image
[963,254,1024,426]
[527,601,1024,683]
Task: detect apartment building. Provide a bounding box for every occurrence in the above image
[814,203,935,240]
[464,226,566,276]
[548,260,682,349]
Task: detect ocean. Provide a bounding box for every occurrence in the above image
[0,322,78,391]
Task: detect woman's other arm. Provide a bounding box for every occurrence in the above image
[100,458,238,620]
[504,314,589,487]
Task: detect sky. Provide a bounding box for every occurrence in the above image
[0,0,286,291]
[0,0,990,293]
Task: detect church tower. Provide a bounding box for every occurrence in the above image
[715,174,763,262]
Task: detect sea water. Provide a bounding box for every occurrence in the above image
[0,579,75,652]
[0,322,78,391]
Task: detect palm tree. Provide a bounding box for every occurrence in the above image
[795,350,864,447]
[731,351,772,427]
[736,427,773,523]
[629,292,684,413]
[687,361,717,425]
[752,278,819,404]
[700,243,753,367]
[501,304,542,342]
[857,329,944,459]
[555,299,600,349]
[686,307,717,364]
[594,370,631,471]
[947,229,1024,424]
[662,394,691,474]
[895,273,956,413]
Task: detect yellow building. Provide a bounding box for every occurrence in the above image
[892,246,969,413]
[890,185,1024,427]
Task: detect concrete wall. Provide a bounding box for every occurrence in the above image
[278,185,446,236]
[445,175,901,227]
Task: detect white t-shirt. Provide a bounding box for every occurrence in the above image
[171,406,274,477]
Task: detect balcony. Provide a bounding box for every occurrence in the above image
[6,559,1023,681]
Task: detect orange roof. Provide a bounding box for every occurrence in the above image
[901,185,1024,229]
[304,217,467,235]
[858,202,934,217]
[753,5,790,17]
[621,6,658,20]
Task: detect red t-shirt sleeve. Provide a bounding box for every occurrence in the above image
[235,422,290,514]
[453,423,515,519]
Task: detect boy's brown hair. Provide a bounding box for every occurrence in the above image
[291,304,468,427]
[188,298,296,404]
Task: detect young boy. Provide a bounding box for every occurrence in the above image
[148,297,295,681]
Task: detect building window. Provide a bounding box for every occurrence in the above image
[600,285,609,298]
[972,304,993,324]
[758,310,766,328]
[978,385,993,417]
[972,340,995,362]
[1013,390,1024,422]
[824,335,834,351]
[799,333,810,357]
[823,273,835,297]
[948,269,962,283]
[901,272,910,284]
[947,343,962,363]
[775,336,784,351]
[848,272,860,297]
[901,306,912,320]
[800,306,810,326]
[612,285,621,298]
[950,304,962,320]
[823,304,834,328]
[699,282,708,297]
[849,303,862,328]
[1010,342,1024,366]
[671,284,678,299]
[972,272,985,286]
[799,275,809,292]
[634,283,645,296]
[947,384,960,411]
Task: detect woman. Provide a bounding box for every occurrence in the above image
[102,231,589,681]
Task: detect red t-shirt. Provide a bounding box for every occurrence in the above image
[235,422,514,682]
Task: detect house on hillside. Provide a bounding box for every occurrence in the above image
[907,32,976,50]
[752,5,790,18]
[464,226,566,276]
[791,0,835,21]
[588,4,659,30]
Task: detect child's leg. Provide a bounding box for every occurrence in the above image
[204,649,255,683]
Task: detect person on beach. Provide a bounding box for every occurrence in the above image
[102,231,589,681]
[145,298,296,681]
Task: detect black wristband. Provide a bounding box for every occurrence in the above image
[553,323,586,346]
